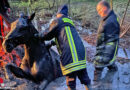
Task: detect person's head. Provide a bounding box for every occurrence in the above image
[56,4,68,18]
[96,0,111,18]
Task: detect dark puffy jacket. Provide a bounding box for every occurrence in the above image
[94,10,120,67]
[43,16,86,75]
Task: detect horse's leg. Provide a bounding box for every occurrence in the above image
[4,63,15,80]
[31,55,56,88]
[49,49,62,78]
[4,63,37,82]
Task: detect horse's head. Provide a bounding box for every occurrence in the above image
[3,13,38,53]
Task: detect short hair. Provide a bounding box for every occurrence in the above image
[99,0,110,9]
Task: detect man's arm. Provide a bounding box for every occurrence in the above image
[42,19,59,40]
[104,22,119,42]
[96,20,105,46]
[97,33,104,46]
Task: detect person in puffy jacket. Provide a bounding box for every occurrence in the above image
[38,4,91,90]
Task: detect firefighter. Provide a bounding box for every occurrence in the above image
[93,0,120,86]
[36,4,91,90]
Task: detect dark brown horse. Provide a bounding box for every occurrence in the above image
[2,13,62,89]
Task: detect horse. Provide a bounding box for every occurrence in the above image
[2,13,62,89]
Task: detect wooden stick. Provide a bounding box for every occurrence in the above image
[110,0,113,9]
[120,24,130,38]
[120,0,130,27]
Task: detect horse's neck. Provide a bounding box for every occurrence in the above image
[23,39,48,61]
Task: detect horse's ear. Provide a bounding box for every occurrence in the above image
[29,13,35,21]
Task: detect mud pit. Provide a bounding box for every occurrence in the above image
[44,41,130,90]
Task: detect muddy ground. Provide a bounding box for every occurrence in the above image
[1,2,130,89]
[0,38,129,90]
[1,20,130,90]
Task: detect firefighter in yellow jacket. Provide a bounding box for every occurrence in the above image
[38,4,91,90]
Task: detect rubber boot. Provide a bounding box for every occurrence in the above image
[107,64,118,72]
[92,68,103,88]
[102,64,118,84]
[93,68,103,81]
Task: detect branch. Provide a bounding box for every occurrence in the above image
[120,0,130,27]
[120,24,130,38]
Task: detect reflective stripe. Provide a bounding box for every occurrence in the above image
[62,18,74,26]
[68,27,79,62]
[61,63,86,75]
[110,42,118,63]
[62,60,86,71]
[65,26,78,62]
[107,42,114,45]
[117,17,119,22]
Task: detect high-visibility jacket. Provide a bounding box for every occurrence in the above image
[43,16,86,75]
[94,10,120,67]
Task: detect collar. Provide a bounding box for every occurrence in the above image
[103,10,113,21]
[57,15,68,19]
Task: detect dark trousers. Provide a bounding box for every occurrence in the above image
[94,63,118,81]
[66,69,91,89]
[95,63,118,72]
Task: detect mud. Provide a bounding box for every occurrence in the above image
[44,41,130,90]
[2,38,130,90]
